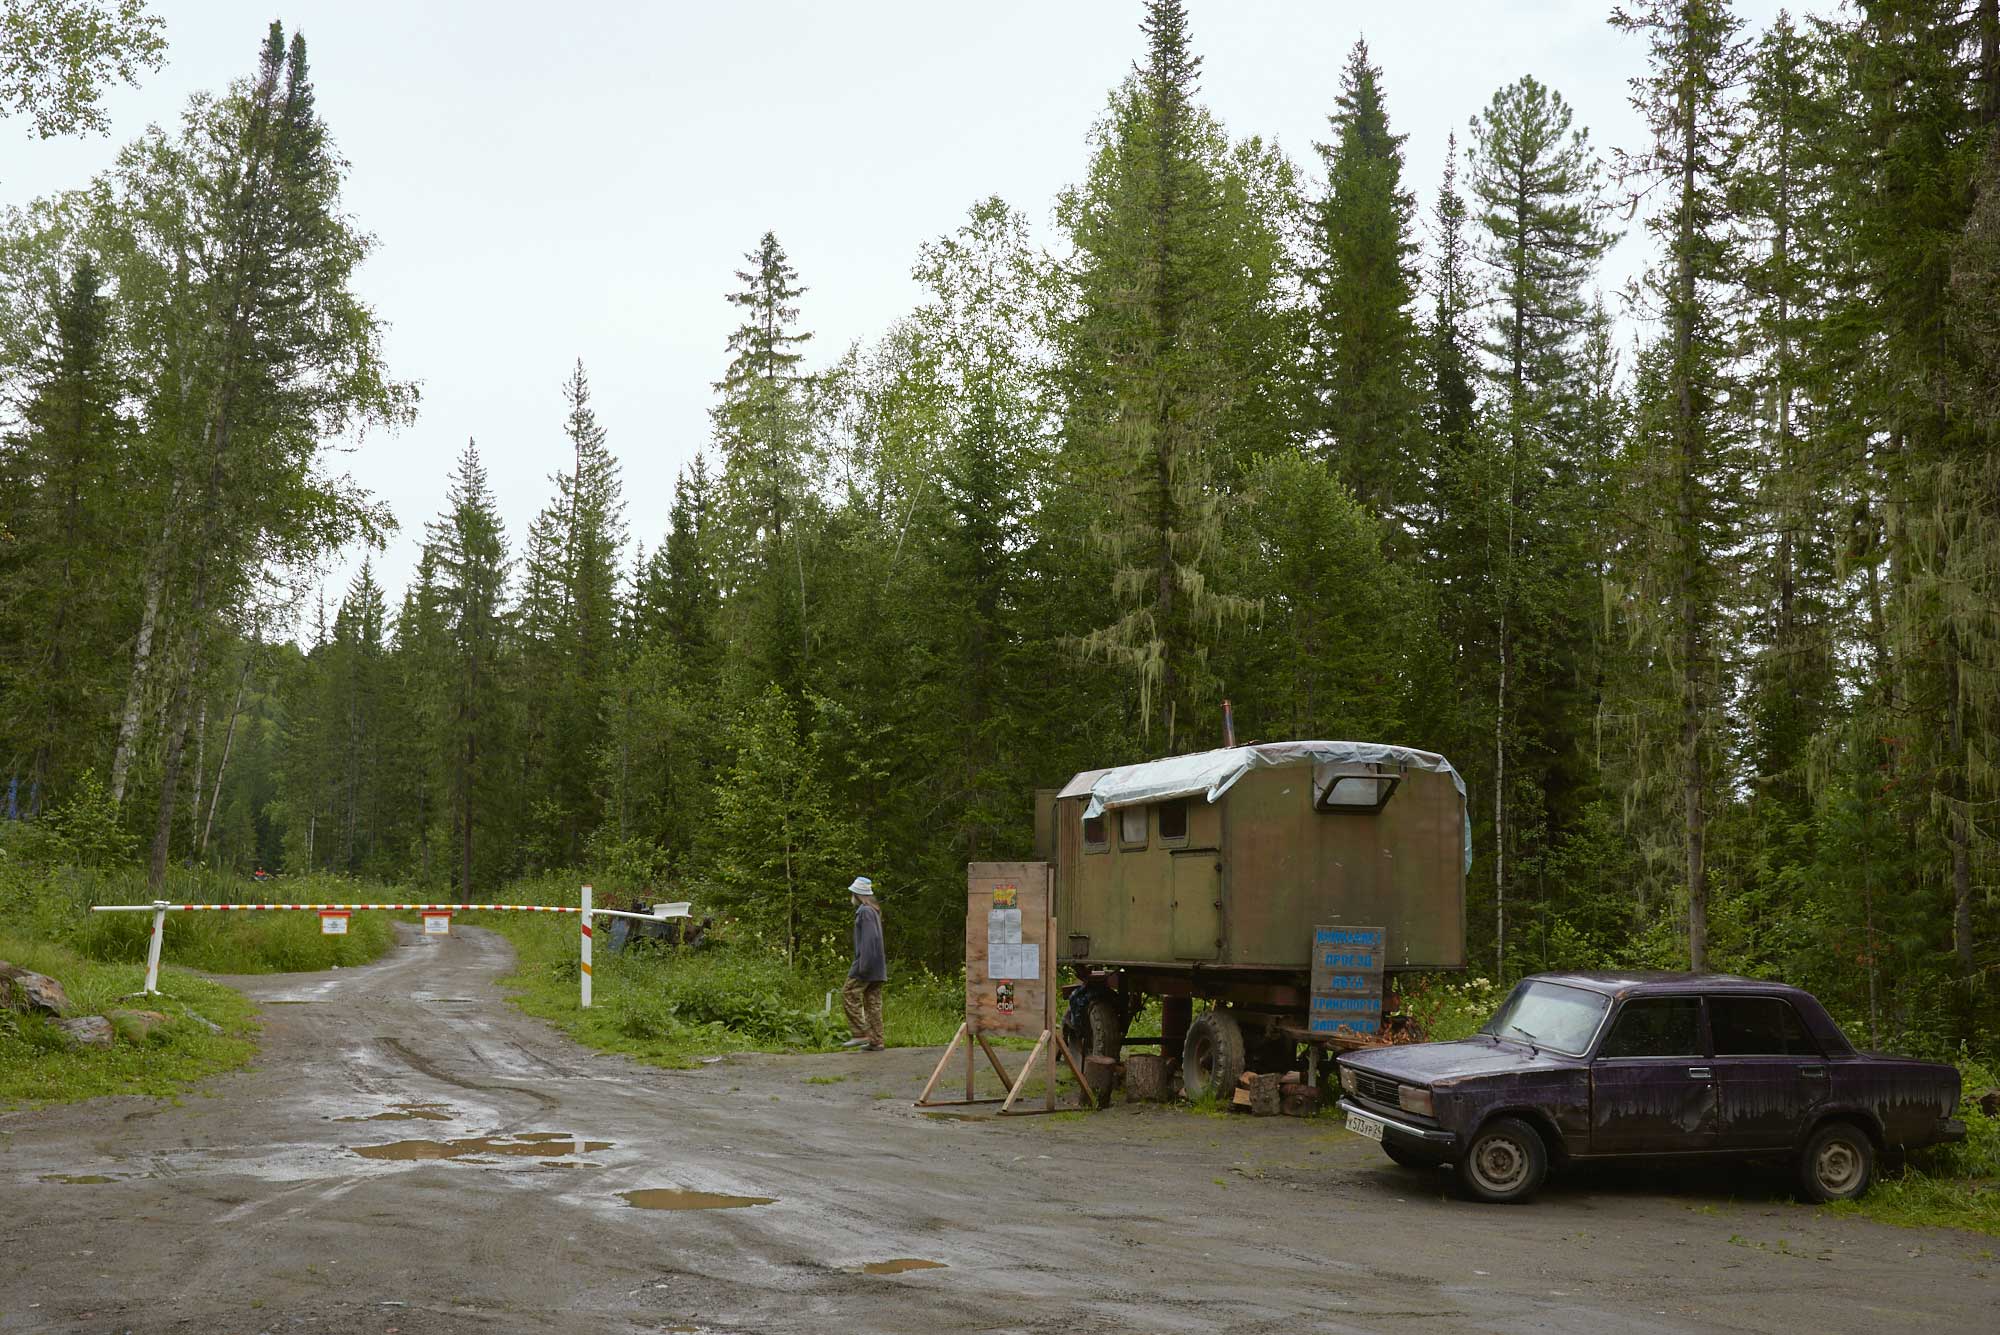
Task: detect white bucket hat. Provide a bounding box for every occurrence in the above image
[848,876,875,896]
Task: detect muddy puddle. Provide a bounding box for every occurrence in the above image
[921,1112,985,1122]
[619,1188,775,1211]
[859,1258,946,1275]
[335,1103,455,1124]
[353,1132,610,1162]
[39,1174,118,1185]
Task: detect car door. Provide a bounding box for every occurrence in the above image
[1708,995,1826,1150]
[1589,996,1716,1155]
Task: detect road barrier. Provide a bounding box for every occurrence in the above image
[88,885,678,1008]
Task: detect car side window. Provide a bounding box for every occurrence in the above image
[1710,996,1820,1057]
[1597,997,1703,1059]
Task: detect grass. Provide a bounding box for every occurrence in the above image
[480,899,965,1069]
[1,861,398,975]
[0,930,257,1106]
[1833,1053,2000,1236]
[0,859,399,1107]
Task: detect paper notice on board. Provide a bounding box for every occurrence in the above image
[986,942,1040,980]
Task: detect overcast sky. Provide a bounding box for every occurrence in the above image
[8,0,1800,623]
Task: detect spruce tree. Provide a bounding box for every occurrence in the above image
[1458,74,1612,973]
[712,232,814,701]
[1057,0,1288,746]
[1307,38,1422,520]
[429,439,513,894]
[0,254,129,812]
[1609,0,1749,970]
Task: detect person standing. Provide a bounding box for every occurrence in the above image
[841,876,886,1051]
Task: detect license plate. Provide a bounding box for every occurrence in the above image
[1346,1111,1386,1142]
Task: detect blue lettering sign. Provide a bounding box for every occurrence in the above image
[1309,1016,1380,1034]
[1313,927,1384,948]
[1318,952,1377,970]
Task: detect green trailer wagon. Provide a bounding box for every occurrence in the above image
[1042,740,1470,1100]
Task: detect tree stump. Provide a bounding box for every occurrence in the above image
[1084,1054,1120,1106]
[1124,1052,1169,1102]
[1236,1070,1282,1116]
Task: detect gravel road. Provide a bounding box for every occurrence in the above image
[2,925,1994,1334]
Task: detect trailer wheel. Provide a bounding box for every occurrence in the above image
[1181,1009,1246,1103]
[1078,995,1126,1064]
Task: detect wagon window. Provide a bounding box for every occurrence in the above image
[1157,798,1189,844]
[1597,997,1703,1059]
[1082,811,1108,853]
[1118,806,1148,849]
[1710,997,1819,1057]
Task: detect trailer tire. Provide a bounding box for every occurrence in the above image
[1181,1009,1246,1103]
[1079,995,1126,1064]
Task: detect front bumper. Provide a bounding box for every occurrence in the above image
[1338,1098,1458,1150]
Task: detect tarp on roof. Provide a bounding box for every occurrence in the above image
[1074,741,1471,874]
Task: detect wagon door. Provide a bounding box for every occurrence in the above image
[1169,849,1222,960]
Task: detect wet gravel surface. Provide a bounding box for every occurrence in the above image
[2,925,1995,1334]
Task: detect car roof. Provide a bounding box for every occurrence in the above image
[1522,970,1808,999]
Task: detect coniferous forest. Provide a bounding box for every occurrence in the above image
[5,0,2000,1053]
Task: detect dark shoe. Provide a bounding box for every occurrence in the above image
[865,1042,886,1051]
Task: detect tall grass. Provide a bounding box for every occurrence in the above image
[0,860,396,974]
[483,874,965,1066]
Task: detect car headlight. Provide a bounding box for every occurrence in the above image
[1397,1084,1434,1116]
[1339,1066,1357,1094]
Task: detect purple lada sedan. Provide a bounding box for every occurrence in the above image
[1335,972,1965,1204]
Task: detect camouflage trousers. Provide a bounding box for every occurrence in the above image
[842,978,884,1047]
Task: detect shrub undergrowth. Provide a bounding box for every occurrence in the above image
[480,876,964,1066]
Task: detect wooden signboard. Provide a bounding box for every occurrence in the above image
[1309,924,1385,1038]
[917,861,1092,1115]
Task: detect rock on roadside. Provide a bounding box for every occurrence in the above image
[52,1015,113,1048]
[0,962,69,1017]
[108,1009,172,1043]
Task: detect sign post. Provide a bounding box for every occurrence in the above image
[143,901,167,995]
[916,862,1093,1114]
[580,883,593,1010]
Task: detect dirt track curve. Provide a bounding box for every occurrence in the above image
[2,924,1995,1334]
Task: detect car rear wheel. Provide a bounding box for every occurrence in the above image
[1453,1117,1548,1204]
[1797,1122,1874,1203]
[1181,1009,1246,1103]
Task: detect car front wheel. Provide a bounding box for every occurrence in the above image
[1454,1117,1548,1204]
[1797,1122,1875,1203]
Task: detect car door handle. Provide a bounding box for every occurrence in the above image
[1800,1065,1827,1079]
[1687,1066,1712,1080]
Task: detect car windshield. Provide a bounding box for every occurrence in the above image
[1480,981,1610,1056]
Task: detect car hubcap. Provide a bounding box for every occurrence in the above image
[1472,1136,1526,1193]
[1816,1141,1860,1193]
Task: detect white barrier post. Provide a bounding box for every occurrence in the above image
[580,883,593,1009]
[143,900,167,995]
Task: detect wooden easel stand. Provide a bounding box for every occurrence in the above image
[915,1021,1094,1115]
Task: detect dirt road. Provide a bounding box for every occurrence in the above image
[2,926,1994,1334]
